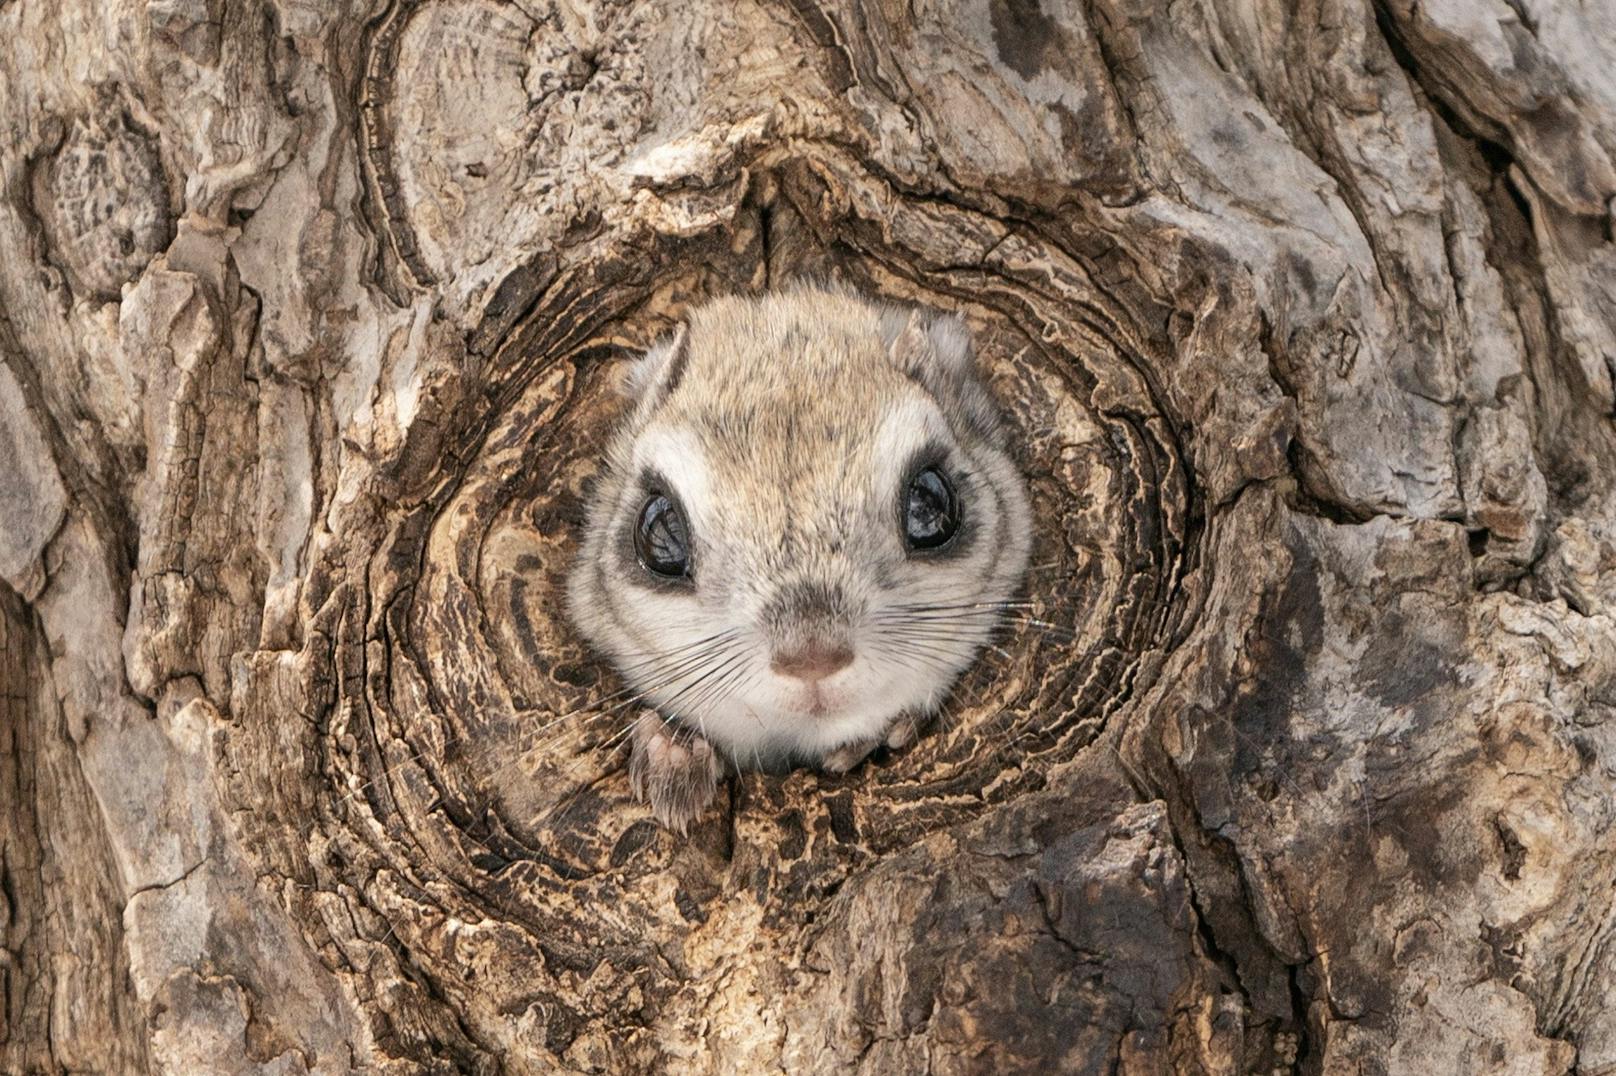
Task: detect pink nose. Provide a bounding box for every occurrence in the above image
[770,642,855,682]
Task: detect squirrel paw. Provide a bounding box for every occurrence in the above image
[821,713,930,774]
[629,710,723,834]
[883,711,927,750]
[821,737,880,774]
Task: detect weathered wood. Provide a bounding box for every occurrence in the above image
[0,0,1613,1072]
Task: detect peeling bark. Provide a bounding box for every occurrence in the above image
[1,0,1613,1072]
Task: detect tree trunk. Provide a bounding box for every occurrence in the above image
[2,0,1614,1072]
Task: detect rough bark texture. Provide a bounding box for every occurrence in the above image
[1,0,1614,1072]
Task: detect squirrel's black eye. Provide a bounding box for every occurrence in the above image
[635,494,692,579]
[904,466,960,552]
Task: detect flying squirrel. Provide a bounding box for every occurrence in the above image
[567,285,1032,831]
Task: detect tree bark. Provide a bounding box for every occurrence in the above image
[1,0,1614,1072]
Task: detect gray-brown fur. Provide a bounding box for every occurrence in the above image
[568,285,1032,830]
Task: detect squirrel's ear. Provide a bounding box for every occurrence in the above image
[885,307,1001,438]
[620,323,691,408]
[885,307,976,384]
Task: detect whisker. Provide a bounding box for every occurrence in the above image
[874,600,1041,618]
[531,648,760,835]
[500,633,742,749]
[330,633,751,814]
[524,717,643,834]
[670,654,756,730]
[870,640,963,678]
[880,614,1082,643]
[507,646,746,772]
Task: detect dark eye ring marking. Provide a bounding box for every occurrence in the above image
[635,490,693,580]
[903,462,962,553]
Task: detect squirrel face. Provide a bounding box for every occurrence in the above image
[567,285,1032,772]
